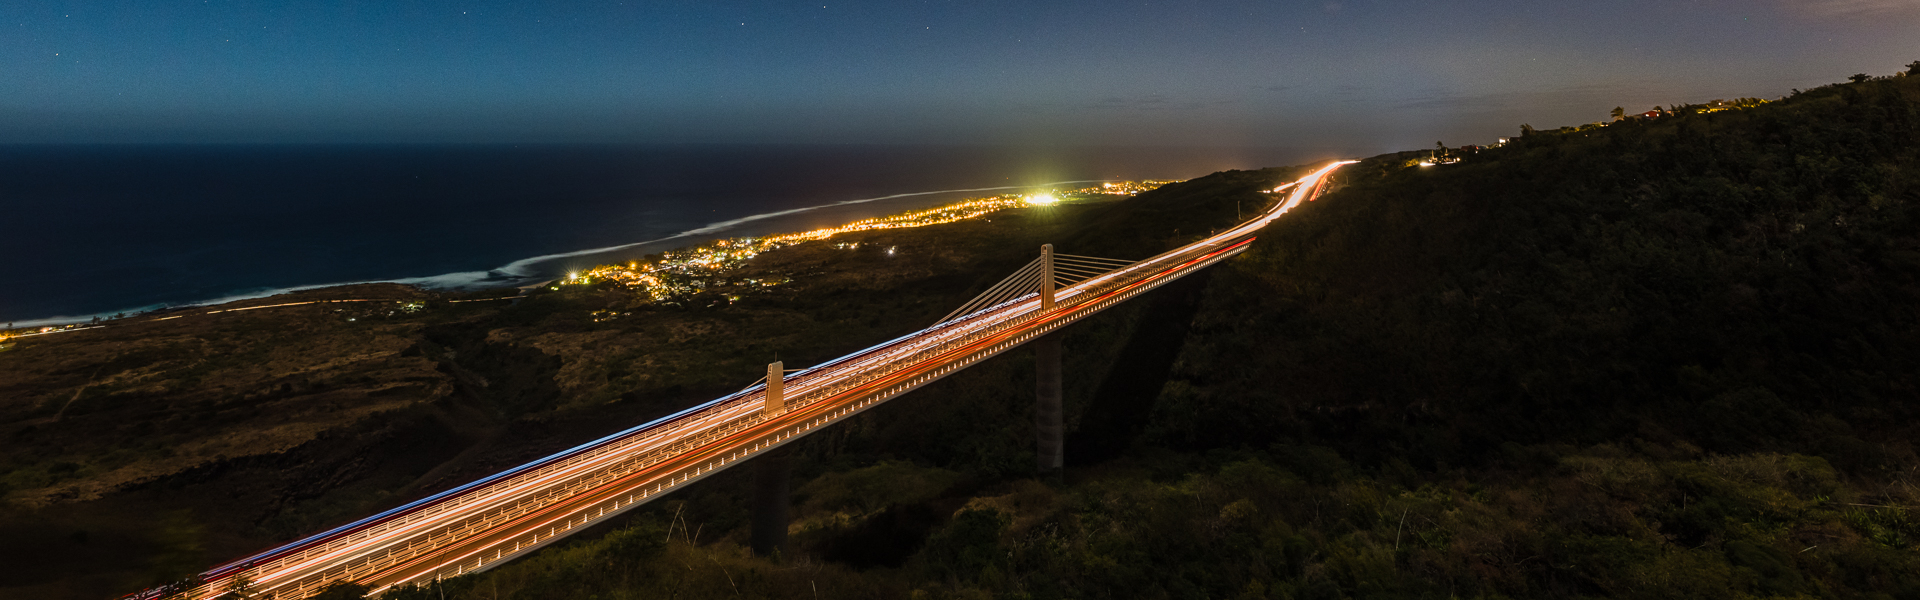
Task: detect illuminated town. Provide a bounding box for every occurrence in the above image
[566,181,1171,304]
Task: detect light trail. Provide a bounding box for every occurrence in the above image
[129,162,1352,600]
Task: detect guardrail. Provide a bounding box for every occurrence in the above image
[139,159,1342,600]
[149,232,1260,600]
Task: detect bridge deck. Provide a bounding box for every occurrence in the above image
[136,161,1351,600]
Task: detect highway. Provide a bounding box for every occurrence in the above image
[132,161,1352,600]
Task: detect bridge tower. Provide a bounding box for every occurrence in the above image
[1040,244,1056,310]
[753,361,792,558]
[1035,245,1064,478]
[764,361,784,414]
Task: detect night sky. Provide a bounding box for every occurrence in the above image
[5,1,1915,151]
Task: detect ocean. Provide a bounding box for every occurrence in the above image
[0,144,1313,326]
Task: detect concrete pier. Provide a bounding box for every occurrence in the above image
[1034,333,1064,477]
[750,446,793,559]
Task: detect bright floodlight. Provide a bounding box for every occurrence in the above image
[1027,192,1058,205]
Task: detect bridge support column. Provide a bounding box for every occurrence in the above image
[751,446,793,559]
[1035,332,1064,478]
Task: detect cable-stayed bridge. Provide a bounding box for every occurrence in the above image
[132,161,1351,600]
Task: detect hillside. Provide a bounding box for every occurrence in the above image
[8,66,1920,600]
[360,70,1920,599]
[0,174,1282,599]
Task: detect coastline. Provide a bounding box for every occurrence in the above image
[2,179,1116,330]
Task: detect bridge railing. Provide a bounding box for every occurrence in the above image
[242,383,773,587]
[145,160,1352,600]
[778,234,1248,416]
[265,293,1066,592]
[172,217,1266,600]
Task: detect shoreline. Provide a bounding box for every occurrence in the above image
[2,179,1133,331]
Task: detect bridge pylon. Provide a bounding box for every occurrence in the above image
[754,360,792,559]
[1034,244,1064,478]
[765,361,785,415]
[1040,243,1056,311]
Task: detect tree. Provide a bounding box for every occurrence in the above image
[1519,123,1536,136]
[1611,106,1626,120]
[1849,73,1872,83]
[1907,60,1919,75]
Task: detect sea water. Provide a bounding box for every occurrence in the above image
[0,144,1313,326]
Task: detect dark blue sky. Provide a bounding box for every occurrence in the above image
[5,1,1915,150]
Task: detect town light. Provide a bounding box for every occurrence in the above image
[1027,192,1058,205]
